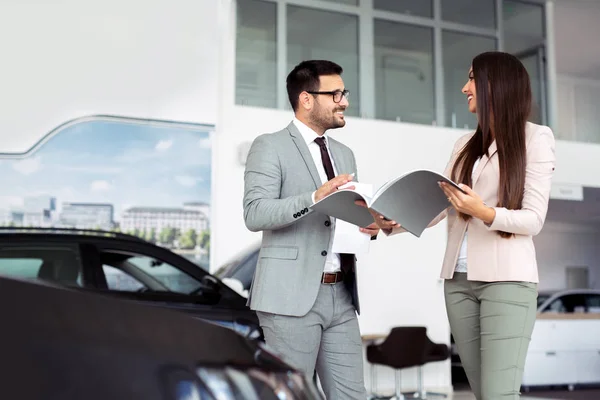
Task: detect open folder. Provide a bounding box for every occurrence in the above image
[310,169,465,237]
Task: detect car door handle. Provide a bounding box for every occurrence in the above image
[546,351,556,356]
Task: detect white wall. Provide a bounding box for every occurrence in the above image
[0,0,219,153]
[535,222,600,291]
[556,74,600,144]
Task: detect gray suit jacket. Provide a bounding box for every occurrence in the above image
[243,122,361,317]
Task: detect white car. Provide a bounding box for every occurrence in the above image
[522,289,600,390]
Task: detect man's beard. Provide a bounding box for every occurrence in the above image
[311,107,345,131]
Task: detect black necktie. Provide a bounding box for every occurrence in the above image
[314,137,335,181]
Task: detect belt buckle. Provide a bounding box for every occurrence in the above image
[321,272,342,284]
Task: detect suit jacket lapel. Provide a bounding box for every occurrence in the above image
[287,122,322,189]
[472,140,497,186]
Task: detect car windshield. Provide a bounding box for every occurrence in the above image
[537,294,551,309]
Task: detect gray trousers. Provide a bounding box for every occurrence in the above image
[257,282,366,400]
[444,273,537,400]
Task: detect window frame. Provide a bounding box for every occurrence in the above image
[234,0,553,127]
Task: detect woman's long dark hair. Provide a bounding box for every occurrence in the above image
[450,51,531,238]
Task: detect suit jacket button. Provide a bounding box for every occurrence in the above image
[321,250,327,256]
[304,207,308,212]
[324,221,331,227]
[293,213,298,218]
[301,209,305,214]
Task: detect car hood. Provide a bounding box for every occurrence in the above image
[0,276,291,399]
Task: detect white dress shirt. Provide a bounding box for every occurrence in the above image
[293,118,341,273]
[455,157,480,273]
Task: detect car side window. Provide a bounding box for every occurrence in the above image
[102,265,145,292]
[0,246,82,287]
[544,294,585,313]
[101,251,202,294]
[127,255,202,294]
[585,294,600,313]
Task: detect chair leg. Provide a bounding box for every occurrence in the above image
[367,363,383,400]
[418,365,425,399]
[412,366,447,399]
[391,369,405,400]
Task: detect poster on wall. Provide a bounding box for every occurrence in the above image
[0,116,213,270]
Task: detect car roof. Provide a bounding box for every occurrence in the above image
[0,227,147,244]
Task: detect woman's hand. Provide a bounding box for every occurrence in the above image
[355,200,402,230]
[439,182,496,224]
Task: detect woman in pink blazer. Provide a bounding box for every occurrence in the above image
[376,52,556,399]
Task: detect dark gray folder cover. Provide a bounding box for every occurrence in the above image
[310,170,463,237]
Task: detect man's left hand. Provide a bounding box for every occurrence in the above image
[360,222,379,236]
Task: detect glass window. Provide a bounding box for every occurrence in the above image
[236,0,277,108]
[443,31,496,130]
[573,84,600,144]
[0,258,43,279]
[321,0,358,5]
[543,294,585,313]
[442,0,496,29]
[545,298,566,313]
[287,6,360,117]
[116,253,201,294]
[374,20,434,124]
[0,247,82,286]
[374,0,432,18]
[536,294,550,309]
[518,50,546,124]
[585,294,600,313]
[503,1,544,54]
[504,1,546,125]
[103,264,145,292]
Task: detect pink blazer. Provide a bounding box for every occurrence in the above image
[389,122,556,283]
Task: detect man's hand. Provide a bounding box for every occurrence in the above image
[355,200,402,230]
[359,222,380,236]
[314,174,355,203]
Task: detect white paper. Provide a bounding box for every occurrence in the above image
[332,220,371,254]
[331,182,373,255]
[338,181,373,198]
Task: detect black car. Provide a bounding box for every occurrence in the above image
[0,274,322,399]
[0,227,261,340]
[214,242,260,295]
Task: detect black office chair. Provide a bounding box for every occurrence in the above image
[367,327,428,400]
[367,327,450,399]
[413,334,450,399]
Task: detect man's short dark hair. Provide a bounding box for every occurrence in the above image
[286,60,343,111]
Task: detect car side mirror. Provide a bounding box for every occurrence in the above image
[221,278,248,298]
[201,275,221,292]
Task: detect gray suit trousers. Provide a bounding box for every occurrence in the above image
[257,282,366,400]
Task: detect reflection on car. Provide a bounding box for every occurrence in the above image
[0,274,322,399]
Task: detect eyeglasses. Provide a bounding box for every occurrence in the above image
[306,89,350,103]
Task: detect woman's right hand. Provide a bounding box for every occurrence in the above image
[355,200,402,230]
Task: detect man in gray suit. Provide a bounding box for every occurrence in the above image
[243,60,388,399]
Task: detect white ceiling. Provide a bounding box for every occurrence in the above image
[554,0,600,79]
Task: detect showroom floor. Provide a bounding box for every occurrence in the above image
[451,386,600,400]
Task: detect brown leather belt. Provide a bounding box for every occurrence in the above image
[321,271,344,284]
